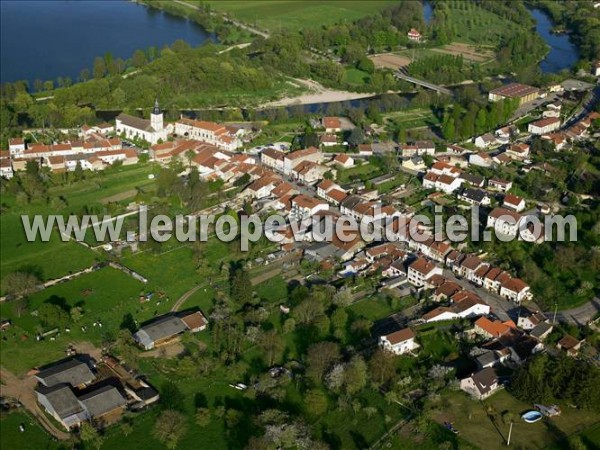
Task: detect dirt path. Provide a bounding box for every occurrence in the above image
[170,284,204,312]
[0,367,71,441]
[138,342,185,359]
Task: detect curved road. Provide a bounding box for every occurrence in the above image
[544,297,600,326]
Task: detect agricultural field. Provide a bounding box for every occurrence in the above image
[441,2,522,45]
[0,266,147,375]
[369,53,412,71]
[0,164,157,292]
[384,108,443,131]
[430,42,495,63]
[202,1,398,31]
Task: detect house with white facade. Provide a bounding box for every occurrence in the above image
[528,117,561,135]
[407,257,443,287]
[379,328,420,355]
[503,194,526,212]
[460,368,500,400]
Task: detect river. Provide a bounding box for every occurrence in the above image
[0,0,215,84]
[528,8,579,73]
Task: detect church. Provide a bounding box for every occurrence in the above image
[115,100,172,145]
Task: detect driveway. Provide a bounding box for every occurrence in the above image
[0,367,71,441]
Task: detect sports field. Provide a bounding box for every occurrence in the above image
[203,1,397,31]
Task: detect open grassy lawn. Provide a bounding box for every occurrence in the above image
[254,274,288,303]
[0,267,149,375]
[0,212,100,287]
[0,411,60,450]
[348,295,393,321]
[202,1,397,31]
[432,389,600,450]
[345,68,370,86]
[338,162,384,183]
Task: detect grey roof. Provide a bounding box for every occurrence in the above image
[133,315,187,348]
[530,321,553,339]
[304,242,338,261]
[36,384,84,419]
[460,188,488,203]
[460,173,485,186]
[470,367,498,395]
[36,359,95,387]
[340,195,363,210]
[116,113,154,132]
[475,351,499,368]
[79,385,126,418]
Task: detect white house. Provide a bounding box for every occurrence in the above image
[422,172,463,194]
[407,28,422,42]
[469,152,494,168]
[333,153,354,168]
[8,138,25,156]
[407,257,443,287]
[499,278,531,303]
[460,368,500,400]
[528,117,561,135]
[503,194,525,212]
[379,328,420,355]
[488,178,512,192]
[506,143,530,160]
[289,194,329,220]
[261,148,286,172]
[487,207,522,237]
[283,147,322,175]
[474,134,496,149]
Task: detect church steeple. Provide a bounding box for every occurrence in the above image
[150,98,163,131]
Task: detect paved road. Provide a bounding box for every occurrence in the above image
[563,85,600,128]
[545,297,600,326]
[0,367,71,441]
[442,270,516,322]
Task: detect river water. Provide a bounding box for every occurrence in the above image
[0,0,215,84]
[528,8,579,73]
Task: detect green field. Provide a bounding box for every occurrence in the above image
[1,164,157,292]
[345,68,370,86]
[203,1,398,31]
[432,390,600,450]
[0,267,148,374]
[0,411,60,450]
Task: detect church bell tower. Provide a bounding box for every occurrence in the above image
[150,98,163,131]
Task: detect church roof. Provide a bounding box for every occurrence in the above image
[116,113,155,132]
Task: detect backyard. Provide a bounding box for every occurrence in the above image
[431,389,600,450]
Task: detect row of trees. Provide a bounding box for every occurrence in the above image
[441,97,519,142]
[511,353,600,410]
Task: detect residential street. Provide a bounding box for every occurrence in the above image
[442,269,516,322]
[544,297,600,325]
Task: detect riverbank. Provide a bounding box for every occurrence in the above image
[261,78,376,108]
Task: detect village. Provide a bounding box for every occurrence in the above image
[1,66,599,444]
